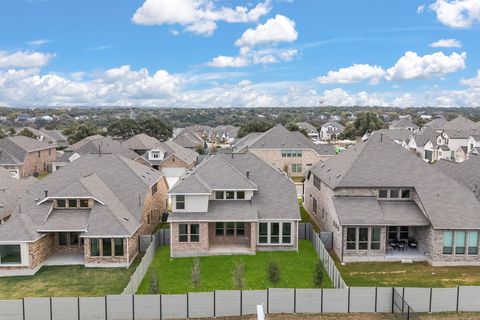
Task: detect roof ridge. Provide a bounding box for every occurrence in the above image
[217,155,258,189]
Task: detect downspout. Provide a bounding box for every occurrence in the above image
[341,227,344,262]
[126,237,130,266]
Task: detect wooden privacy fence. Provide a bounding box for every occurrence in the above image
[3,286,480,320]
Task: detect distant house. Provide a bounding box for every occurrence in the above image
[0,136,56,178]
[304,133,480,266]
[168,153,300,257]
[208,125,239,144]
[0,154,168,276]
[0,167,36,224]
[17,127,69,148]
[232,124,335,177]
[424,118,449,130]
[296,122,319,140]
[372,129,412,146]
[122,133,162,156]
[319,121,345,141]
[173,129,205,150]
[389,119,419,132]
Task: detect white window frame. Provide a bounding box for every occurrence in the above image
[257,222,293,245]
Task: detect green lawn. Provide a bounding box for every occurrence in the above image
[137,240,332,294]
[298,198,320,232]
[334,254,480,288]
[0,258,140,299]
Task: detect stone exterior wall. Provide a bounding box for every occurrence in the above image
[28,233,55,268]
[249,148,332,177]
[54,233,84,253]
[139,178,169,236]
[427,229,480,266]
[83,237,129,265]
[170,222,209,257]
[341,226,387,262]
[21,147,56,177]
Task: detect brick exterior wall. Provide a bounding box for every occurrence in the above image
[53,233,84,253]
[83,237,129,265]
[208,222,251,246]
[28,233,55,268]
[170,222,209,257]
[20,147,56,178]
[249,149,332,177]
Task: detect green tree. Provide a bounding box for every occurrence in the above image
[18,128,37,139]
[238,120,273,138]
[63,123,101,144]
[195,143,205,155]
[139,117,172,141]
[338,111,384,140]
[313,258,324,288]
[191,257,201,288]
[107,118,138,139]
[233,260,246,290]
[149,271,160,294]
[266,258,280,284]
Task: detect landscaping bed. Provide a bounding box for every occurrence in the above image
[0,258,140,299]
[137,240,332,294]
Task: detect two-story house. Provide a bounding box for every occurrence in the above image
[232,124,335,177]
[297,122,320,140]
[0,136,56,178]
[304,133,480,266]
[0,167,36,224]
[389,119,419,132]
[319,121,345,141]
[168,153,300,257]
[0,154,168,276]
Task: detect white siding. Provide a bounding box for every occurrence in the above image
[172,194,209,212]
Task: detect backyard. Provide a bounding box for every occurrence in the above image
[137,240,332,294]
[334,255,480,288]
[0,258,140,299]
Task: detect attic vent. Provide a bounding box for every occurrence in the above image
[320,164,326,168]
[123,217,129,221]
[326,168,331,172]
[336,174,341,178]
[141,175,146,178]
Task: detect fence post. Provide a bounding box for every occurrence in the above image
[320,288,323,314]
[401,288,405,313]
[347,287,350,313]
[213,290,216,318]
[132,294,135,320]
[77,297,80,320]
[374,287,377,312]
[391,288,394,314]
[22,298,25,320]
[104,296,108,320]
[159,294,162,320]
[293,289,296,314]
[456,286,460,312]
[186,293,189,318]
[429,287,432,313]
[267,288,270,314]
[240,290,243,316]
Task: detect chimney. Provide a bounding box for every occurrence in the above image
[246,171,250,179]
[44,189,48,198]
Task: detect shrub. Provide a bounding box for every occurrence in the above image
[191,257,201,288]
[313,258,324,288]
[233,260,246,289]
[149,271,160,294]
[267,258,280,284]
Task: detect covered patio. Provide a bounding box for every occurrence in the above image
[43,251,85,266]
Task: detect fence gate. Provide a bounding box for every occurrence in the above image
[392,289,420,320]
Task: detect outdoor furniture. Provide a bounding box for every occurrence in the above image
[408,237,418,249]
[389,240,398,250]
[397,240,407,251]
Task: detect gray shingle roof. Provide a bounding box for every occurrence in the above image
[233,124,335,156]
[442,116,480,131]
[374,129,412,142]
[309,133,480,229]
[122,133,161,151]
[424,118,448,129]
[434,156,480,200]
[389,119,419,130]
[411,126,440,147]
[333,196,430,226]
[139,140,198,166]
[0,167,36,220]
[172,129,204,149]
[65,135,138,160]
[37,209,90,232]
[0,136,54,165]
[0,153,164,241]
[297,122,318,132]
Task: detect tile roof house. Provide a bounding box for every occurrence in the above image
[0,167,36,223]
[389,119,419,132]
[168,153,300,257]
[0,136,56,178]
[232,124,335,177]
[303,133,480,266]
[0,154,168,276]
[319,121,345,141]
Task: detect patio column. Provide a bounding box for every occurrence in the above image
[250,222,257,251]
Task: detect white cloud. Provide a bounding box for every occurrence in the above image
[461,70,480,87]
[235,15,298,47]
[0,50,55,68]
[27,39,51,46]
[417,4,425,14]
[430,0,480,28]
[385,51,466,81]
[430,38,462,48]
[317,64,385,85]
[132,0,272,36]
[208,47,298,68]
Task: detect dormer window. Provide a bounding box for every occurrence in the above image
[226,191,235,200]
[401,190,411,199]
[237,191,245,199]
[57,199,66,208]
[378,189,411,200]
[215,191,224,200]
[79,199,89,208]
[214,191,248,200]
[68,199,78,208]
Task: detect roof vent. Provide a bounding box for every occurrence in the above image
[44,189,48,198]
[326,168,331,172]
[336,174,341,178]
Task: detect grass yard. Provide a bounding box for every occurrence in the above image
[0,258,140,299]
[334,255,480,287]
[298,198,320,232]
[137,240,332,294]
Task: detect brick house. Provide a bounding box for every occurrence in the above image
[0,154,168,276]
[168,153,300,258]
[0,136,56,178]
[233,124,335,177]
[303,133,480,266]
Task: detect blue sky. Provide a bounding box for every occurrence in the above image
[0,0,479,107]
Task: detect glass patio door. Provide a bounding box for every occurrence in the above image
[388,226,409,241]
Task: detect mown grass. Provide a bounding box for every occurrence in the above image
[137,240,332,294]
[0,258,140,299]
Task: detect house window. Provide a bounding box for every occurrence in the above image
[292,164,302,173]
[401,190,411,199]
[389,190,399,199]
[346,228,356,250]
[443,231,453,254]
[455,231,466,254]
[57,199,66,208]
[152,183,157,195]
[0,245,21,265]
[226,191,235,200]
[215,222,224,236]
[282,223,291,244]
[114,239,124,256]
[176,195,185,210]
[358,228,369,250]
[259,223,268,243]
[59,232,68,245]
[102,239,112,256]
[190,224,199,242]
[237,222,245,236]
[179,224,188,242]
[379,190,388,199]
[70,232,79,245]
[215,191,224,200]
[468,231,478,255]
[370,227,381,250]
[313,199,317,215]
[68,199,78,208]
[79,199,89,208]
[270,223,280,244]
[49,149,51,156]
[225,222,235,236]
[313,176,321,190]
[90,239,100,256]
[38,151,41,158]
[237,191,245,199]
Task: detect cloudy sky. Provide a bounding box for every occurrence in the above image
[1,0,480,108]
